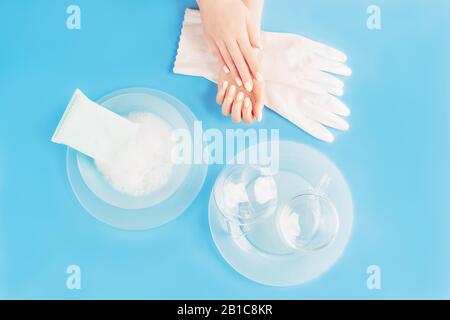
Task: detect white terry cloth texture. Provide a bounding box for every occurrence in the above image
[174,9,352,143]
[51,89,140,161]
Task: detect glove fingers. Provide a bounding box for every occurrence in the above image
[264,83,343,142]
[314,55,352,76]
[290,112,335,143]
[289,76,343,97]
[291,79,329,96]
[301,36,348,63]
[322,95,351,116]
[304,70,344,92]
[302,100,349,131]
[267,81,348,115]
[300,91,351,116]
[308,79,344,97]
[290,70,345,96]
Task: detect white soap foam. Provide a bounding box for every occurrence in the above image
[95,112,174,197]
[223,181,249,210]
[253,176,277,204]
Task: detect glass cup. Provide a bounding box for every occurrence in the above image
[214,165,339,253]
[213,165,278,238]
[277,177,339,252]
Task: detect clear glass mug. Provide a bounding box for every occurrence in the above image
[213,165,339,253]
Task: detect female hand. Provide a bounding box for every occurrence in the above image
[197,0,263,92]
[216,65,264,124]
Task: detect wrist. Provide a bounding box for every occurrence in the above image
[242,0,264,27]
[196,0,207,9]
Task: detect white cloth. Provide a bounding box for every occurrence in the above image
[51,89,140,161]
[174,9,352,142]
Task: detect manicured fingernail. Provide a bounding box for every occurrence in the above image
[235,77,243,87]
[229,85,236,95]
[244,81,253,92]
[223,65,230,74]
[236,92,244,102]
[222,80,229,91]
[255,72,264,82]
[244,97,251,109]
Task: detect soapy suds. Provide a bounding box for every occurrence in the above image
[254,176,277,204]
[223,177,277,210]
[95,112,174,197]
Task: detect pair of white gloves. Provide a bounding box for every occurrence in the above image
[174,9,352,143]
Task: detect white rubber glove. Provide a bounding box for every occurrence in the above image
[174,9,352,142]
[265,83,350,142]
[261,31,352,96]
[176,9,351,96]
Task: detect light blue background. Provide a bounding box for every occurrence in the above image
[1,0,449,299]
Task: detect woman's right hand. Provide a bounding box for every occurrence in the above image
[197,0,263,93]
[216,65,264,124]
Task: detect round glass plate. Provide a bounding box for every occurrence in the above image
[208,140,353,286]
[67,87,208,230]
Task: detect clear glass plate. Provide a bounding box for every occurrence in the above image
[67,87,208,230]
[208,140,353,286]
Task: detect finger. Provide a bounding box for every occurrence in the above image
[290,112,335,143]
[222,85,236,116]
[305,69,345,89]
[302,100,349,131]
[231,91,244,123]
[238,38,262,82]
[216,40,239,78]
[307,78,344,97]
[291,69,344,96]
[291,78,342,96]
[324,95,351,116]
[207,37,226,67]
[242,97,253,124]
[227,40,253,92]
[313,53,352,76]
[264,83,334,142]
[304,93,351,116]
[253,81,265,122]
[246,16,262,49]
[322,85,344,97]
[289,77,329,96]
[216,80,229,105]
[302,37,348,62]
